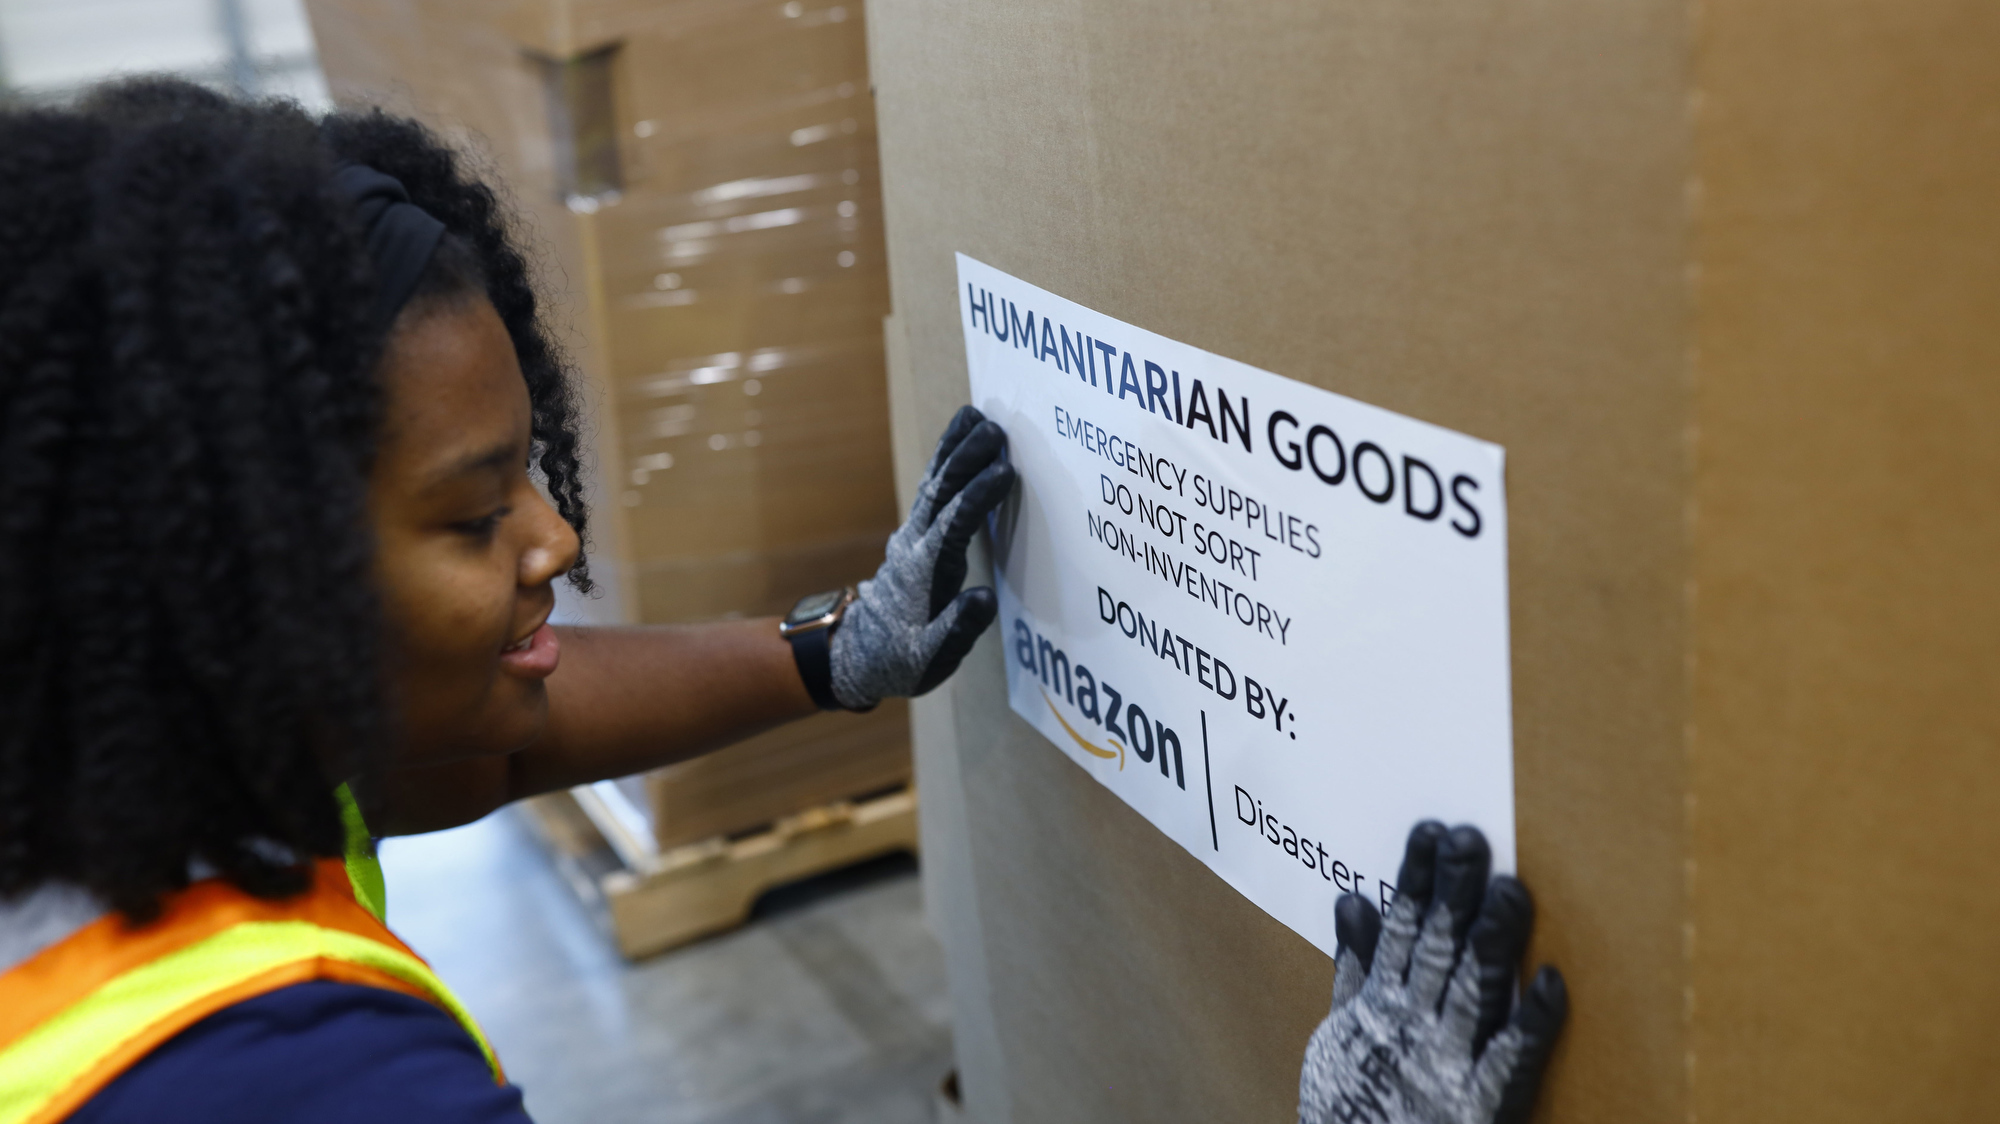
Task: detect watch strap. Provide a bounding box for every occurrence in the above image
[788,622,843,711]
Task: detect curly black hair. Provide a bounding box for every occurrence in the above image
[0,78,591,920]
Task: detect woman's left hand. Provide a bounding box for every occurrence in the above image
[829,405,1015,710]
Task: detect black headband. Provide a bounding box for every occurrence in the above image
[332,163,447,330]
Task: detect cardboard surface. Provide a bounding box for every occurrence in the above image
[871,1,1997,1121]
[1690,2,2000,1116]
[645,700,910,848]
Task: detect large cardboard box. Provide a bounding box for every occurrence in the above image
[306,0,911,846]
[643,697,909,849]
[868,3,2000,1122]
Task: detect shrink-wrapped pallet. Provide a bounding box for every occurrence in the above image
[306,0,909,849]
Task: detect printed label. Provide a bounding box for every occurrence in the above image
[960,253,1515,954]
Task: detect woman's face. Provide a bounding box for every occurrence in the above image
[368,297,579,767]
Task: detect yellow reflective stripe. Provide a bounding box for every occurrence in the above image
[0,921,497,1124]
[333,783,387,923]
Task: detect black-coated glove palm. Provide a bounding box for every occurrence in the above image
[830,406,1014,709]
[1299,822,1568,1124]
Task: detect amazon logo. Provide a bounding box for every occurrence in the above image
[1013,619,1186,790]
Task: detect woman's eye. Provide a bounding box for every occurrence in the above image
[451,507,511,539]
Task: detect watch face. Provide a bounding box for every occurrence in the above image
[787,589,845,626]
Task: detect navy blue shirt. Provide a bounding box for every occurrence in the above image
[70,982,534,1123]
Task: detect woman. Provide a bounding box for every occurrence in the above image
[0,78,1009,1122]
[0,78,1567,1124]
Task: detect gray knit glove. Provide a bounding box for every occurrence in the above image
[830,406,1013,710]
[1299,823,1568,1124]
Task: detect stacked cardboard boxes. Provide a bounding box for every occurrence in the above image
[306,0,910,848]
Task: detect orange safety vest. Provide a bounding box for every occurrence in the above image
[0,795,500,1124]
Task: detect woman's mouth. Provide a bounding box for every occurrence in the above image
[499,622,560,679]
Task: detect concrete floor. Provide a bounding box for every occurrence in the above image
[378,808,953,1124]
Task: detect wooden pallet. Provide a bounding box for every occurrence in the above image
[521,782,919,959]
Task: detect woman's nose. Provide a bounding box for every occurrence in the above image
[519,496,581,587]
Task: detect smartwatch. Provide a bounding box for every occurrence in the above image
[781,586,860,711]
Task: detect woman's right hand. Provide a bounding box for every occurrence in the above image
[1297,822,1568,1124]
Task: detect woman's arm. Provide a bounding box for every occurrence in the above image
[365,619,818,836]
[364,406,1014,837]
[526,620,819,790]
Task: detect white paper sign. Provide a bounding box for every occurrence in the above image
[959,254,1515,955]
